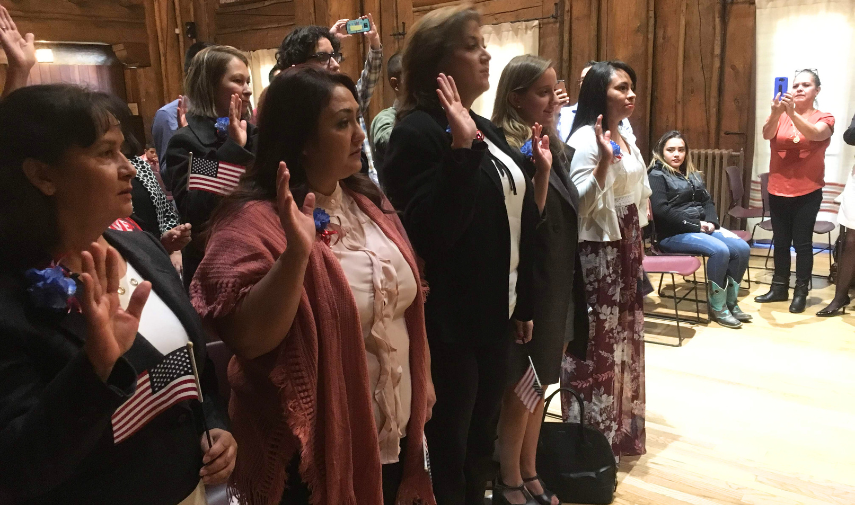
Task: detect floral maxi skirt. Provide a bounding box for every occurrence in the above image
[560,203,646,457]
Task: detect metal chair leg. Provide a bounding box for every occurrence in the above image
[671,273,683,346]
[693,271,701,322]
[828,231,833,281]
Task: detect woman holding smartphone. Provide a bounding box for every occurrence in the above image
[755,69,834,313]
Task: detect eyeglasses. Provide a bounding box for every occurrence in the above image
[310,52,344,66]
[794,68,818,77]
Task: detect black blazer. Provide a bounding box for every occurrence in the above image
[164,113,257,288]
[0,230,226,505]
[517,152,589,360]
[648,160,720,241]
[383,107,540,347]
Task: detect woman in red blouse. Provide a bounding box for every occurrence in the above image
[755,69,835,313]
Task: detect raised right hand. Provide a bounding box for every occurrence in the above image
[228,93,248,147]
[436,73,477,149]
[276,162,317,256]
[594,115,614,164]
[79,243,150,382]
[330,19,350,40]
[177,95,188,128]
[0,6,35,73]
[770,92,786,115]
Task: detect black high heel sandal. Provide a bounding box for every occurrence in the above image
[492,477,537,505]
[522,475,557,505]
[817,295,851,317]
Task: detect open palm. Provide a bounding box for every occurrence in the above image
[437,73,477,149]
[79,243,150,381]
[0,6,35,70]
[276,162,317,255]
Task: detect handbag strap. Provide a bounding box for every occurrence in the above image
[542,387,587,440]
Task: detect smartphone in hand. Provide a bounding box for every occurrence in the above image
[346,18,371,34]
[773,77,788,99]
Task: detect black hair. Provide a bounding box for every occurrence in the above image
[185,41,213,74]
[0,84,116,270]
[276,26,341,69]
[570,60,637,137]
[209,66,388,235]
[387,52,403,80]
[91,92,143,158]
[585,60,598,69]
[145,142,156,150]
[268,64,282,82]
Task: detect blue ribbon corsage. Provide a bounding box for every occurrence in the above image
[609,139,623,161]
[519,139,534,159]
[215,117,230,140]
[313,208,337,245]
[25,264,79,312]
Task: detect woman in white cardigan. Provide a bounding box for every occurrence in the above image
[559,61,651,458]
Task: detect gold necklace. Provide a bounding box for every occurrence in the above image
[790,115,801,144]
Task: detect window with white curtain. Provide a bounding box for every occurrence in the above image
[752,0,855,230]
[243,48,278,109]
[470,21,540,119]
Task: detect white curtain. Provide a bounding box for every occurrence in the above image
[243,48,278,109]
[471,21,540,119]
[751,0,855,237]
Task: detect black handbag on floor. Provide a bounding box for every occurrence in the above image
[536,388,617,504]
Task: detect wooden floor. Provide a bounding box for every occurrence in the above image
[547,250,855,505]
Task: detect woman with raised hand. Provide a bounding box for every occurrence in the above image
[164,45,256,289]
[190,66,435,505]
[0,4,35,98]
[383,7,541,504]
[560,60,651,458]
[648,130,752,328]
[755,69,835,313]
[491,54,589,505]
[0,84,234,504]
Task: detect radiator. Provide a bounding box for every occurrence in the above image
[688,149,744,225]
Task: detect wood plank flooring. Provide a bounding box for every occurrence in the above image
[547,250,855,505]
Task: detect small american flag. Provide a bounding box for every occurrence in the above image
[111,347,200,444]
[514,356,545,413]
[188,155,245,196]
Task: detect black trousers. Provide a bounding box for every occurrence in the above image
[425,336,512,505]
[279,439,407,505]
[769,189,823,282]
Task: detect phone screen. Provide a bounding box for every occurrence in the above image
[773,77,788,99]
[346,18,371,34]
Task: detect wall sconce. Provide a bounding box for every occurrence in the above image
[35,48,54,63]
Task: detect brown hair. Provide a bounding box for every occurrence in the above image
[185,45,250,119]
[397,4,481,120]
[208,66,389,237]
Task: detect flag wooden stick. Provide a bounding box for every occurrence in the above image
[528,355,543,392]
[186,341,214,449]
[184,152,193,193]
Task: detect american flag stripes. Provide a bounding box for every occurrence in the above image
[111,347,200,444]
[514,356,545,413]
[187,154,245,196]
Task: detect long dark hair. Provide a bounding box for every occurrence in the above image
[0,84,115,271]
[210,66,387,233]
[397,5,481,120]
[92,92,143,158]
[570,60,636,138]
[650,130,699,178]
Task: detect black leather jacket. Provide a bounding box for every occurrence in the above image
[648,160,719,240]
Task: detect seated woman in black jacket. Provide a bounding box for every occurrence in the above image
[0,84,235,504]
[648,130,751,329]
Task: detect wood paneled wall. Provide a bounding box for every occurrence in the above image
[1,0,756,170]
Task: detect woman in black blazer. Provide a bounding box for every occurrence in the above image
[383,6,540,505]
[0,84,235,504]
[164,45,256,288]
[490,54,589,505]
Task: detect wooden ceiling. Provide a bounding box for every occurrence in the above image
[4,0,147,45]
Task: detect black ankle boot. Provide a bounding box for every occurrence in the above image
[755,276,789,303]
[789,279,810,313]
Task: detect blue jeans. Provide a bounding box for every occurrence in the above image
[658,231,750,286]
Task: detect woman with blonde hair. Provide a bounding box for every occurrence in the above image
[648,130,751,328]
[383,5,541,504]
[491,54,588,505]
[164,45,256,288]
